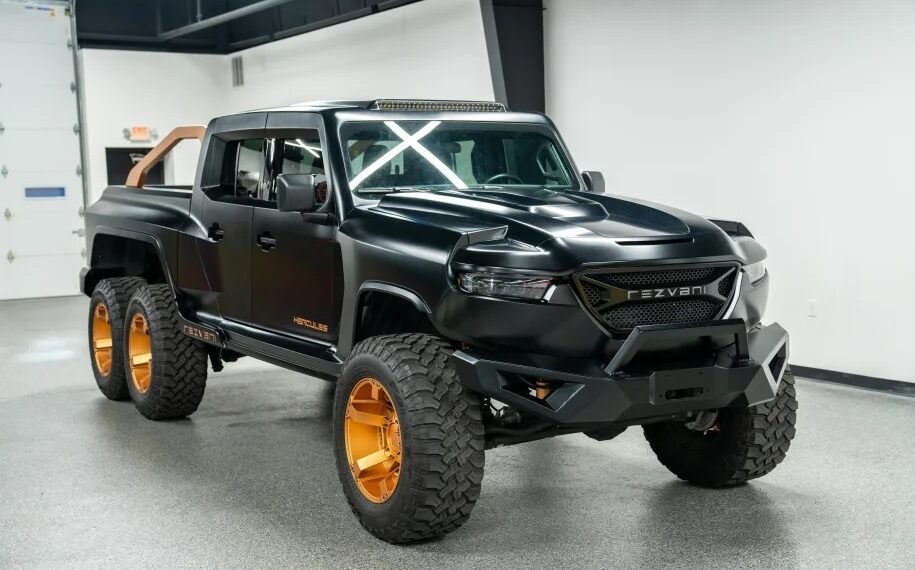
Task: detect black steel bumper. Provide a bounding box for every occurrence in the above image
[452,319,789,426]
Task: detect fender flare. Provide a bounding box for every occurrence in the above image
[82,226,176,295]
[82,227,224,344]
[356,281,432,314]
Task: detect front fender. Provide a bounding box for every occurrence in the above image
[357,281,432,314]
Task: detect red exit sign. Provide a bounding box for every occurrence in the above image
[128,126,151,142]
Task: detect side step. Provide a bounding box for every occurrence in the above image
[200,316,343,379]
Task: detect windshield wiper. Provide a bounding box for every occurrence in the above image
[354,186,426,195]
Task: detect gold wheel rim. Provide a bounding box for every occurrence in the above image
[91,303,113,376]
[128,313,152,394]
[344,377,402,504]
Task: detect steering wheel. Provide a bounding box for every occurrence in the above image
[484,173,525,185]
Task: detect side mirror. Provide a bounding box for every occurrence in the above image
[276,173,316,212]
[581,171,605,194]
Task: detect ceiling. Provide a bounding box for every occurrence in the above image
[73,0,545,112]
[74,0,421,54]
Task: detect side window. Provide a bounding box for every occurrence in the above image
[263,130,327,205]
[203,137,266,202]
[277,133,324,176]
[235,139,266,199]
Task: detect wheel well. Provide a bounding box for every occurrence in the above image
[354,290,438,344]
[87,234,167,292]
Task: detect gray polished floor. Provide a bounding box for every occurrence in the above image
[1,296,912,568]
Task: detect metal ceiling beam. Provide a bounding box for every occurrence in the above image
[158,0,299,41]
[79,32,213,46]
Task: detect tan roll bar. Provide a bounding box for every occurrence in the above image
[125,125,206,188]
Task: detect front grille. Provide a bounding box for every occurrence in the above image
[588,267,720,289]
[574,265,737,333]
[602,298,721,330]
[717,271,736,297]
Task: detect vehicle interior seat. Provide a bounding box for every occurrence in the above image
[401,141,460,186]
[358,144,393,188]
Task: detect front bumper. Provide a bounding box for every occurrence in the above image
[452,319,789,426]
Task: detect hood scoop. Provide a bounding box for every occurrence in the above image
[449,189,609,221]
[526,201,608,220]
[375,188,694,240]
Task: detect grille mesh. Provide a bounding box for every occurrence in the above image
[588,266,724,288]
[717,272,736,297]
[601,298,721,330]
[575,266,737,333]
[581,282,603,306]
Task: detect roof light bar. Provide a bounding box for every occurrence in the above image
[371,99,506,112]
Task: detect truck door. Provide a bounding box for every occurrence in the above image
[198,133,268,324]
[250,120,341,341]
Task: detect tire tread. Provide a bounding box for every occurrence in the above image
[336,333,485,543]
[644,369,797,487]
[126,284,207,420]
[89,276,147,400]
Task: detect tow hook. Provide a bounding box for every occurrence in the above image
[685,410,719,433]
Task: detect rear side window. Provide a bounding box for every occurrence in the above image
[202,138,266,202]
[231,139,266,199]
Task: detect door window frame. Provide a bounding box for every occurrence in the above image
[259,129,327,207]
[260,112,333,212]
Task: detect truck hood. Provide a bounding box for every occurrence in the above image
[372,188,752,271]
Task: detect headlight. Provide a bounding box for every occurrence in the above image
[456,272,551,300]
[743,261,766,284]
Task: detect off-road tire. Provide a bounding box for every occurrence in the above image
[643,367,797,487]
[124,284,208,420]
[333,333,485,543]
[88,277,147,400]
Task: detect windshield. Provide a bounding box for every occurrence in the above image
[340,120,579,195]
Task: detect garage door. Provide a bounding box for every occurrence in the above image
[0,0,85,300]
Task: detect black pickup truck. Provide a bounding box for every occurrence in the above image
[81,99,796,543]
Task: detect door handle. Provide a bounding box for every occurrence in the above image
[208,223,225,242]
[256,232,276,252]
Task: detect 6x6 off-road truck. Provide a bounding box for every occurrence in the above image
[81,99,796,543]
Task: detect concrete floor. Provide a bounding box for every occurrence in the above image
[1,296,912,568]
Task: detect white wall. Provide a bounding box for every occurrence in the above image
[79,0,494,201]
[80,50,226,200]
[545,0,915,382]
[226,0,494,112]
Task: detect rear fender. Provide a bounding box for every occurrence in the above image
[83,228,172,294]
[83,228,225,347]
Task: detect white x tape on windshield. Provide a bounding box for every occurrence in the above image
[348,121,468,190]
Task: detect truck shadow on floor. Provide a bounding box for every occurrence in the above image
[86,382,798,560]
[629,482,799,566]
[86,380,366,543]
